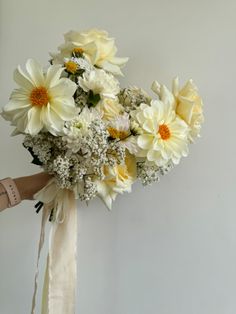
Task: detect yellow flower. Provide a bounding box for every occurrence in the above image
[96,97,124,121]
[173,77,204,142]
[135,100,189,166]
[107,113,138,154]
[51,28,129,76]
[1,59,77,136]
[152,77,204,142]
[96,153,137,209]
[65,60,78,74]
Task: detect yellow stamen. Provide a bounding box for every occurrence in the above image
[65,61,78,74]
[73,47,84,54]
[108,127,129,140]
[159,124,171,140]
[30,87,50,107]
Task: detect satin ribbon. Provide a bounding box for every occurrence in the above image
[31,179,77,314]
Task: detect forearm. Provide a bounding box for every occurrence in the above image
[14,173,52,200]
[0,173,52,212]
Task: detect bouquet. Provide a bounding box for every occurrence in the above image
[1,29,204,314]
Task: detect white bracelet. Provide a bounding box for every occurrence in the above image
[0,178,21,207]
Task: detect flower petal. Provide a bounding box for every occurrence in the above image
[3,101,31,112]
[137,134,154,150]
[45,64,64,88]
[13,66,34,91]
[25,106,43,135]
[41,104,64,135]
[26,59,45,86]
[50,78,77,98]
[51,98,76,120]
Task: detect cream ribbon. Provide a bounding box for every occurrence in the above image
[31,179,77,314]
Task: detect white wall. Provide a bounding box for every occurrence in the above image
[0,0,236,313]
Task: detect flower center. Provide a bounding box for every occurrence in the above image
[159,124,171,140]
[73,47,84,54]
[108,127,129,140]
[65,60,78,74]
[30,87,49,107]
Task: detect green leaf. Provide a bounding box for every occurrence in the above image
[23,144,43,166]
[88,90,101,107]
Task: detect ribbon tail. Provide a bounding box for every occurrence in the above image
[41,255,49,314]
[47,191,77,314]
[31,205,51,314]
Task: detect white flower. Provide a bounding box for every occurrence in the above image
[79,68,120,99]
[135,100,189,166]
[152,77,204,142]
[107,113,138,154]
[64,57,92,74]
[52,28,128,76]
[96,152,137,210]
[63,106,101,152]
[96,97,124,121]
[1,59,77,136]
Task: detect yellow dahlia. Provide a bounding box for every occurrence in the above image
[152,78,204,142]
[135,100,189,166]
[1,59,77,136]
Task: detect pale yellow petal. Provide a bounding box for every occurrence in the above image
[45,65,64,88]
[26,59,45,86]
[25,106,43,135]
[137,134,154,150]
[13,66,34,91]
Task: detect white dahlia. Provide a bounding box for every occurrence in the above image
[63,106,101,153]
[135,100,189,166]
[52,28,129,76]
[64,57,92,74]
[1,59,77,136]
[79,68,120,99]
[152,77,204,142]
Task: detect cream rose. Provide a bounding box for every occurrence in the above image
[151,77,204,142]
[52,29,129,76]
[96,153,137,209]
[96,97,124,121]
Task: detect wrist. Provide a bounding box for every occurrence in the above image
[14,173,52,201]
[14,177,29,200]
[0,178,22,207]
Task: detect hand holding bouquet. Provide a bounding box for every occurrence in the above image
[1,28,204,314]
[2,28,204,210]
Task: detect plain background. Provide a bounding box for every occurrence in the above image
[0,0,236,313]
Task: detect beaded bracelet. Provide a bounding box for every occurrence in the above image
[0,178,21,208]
